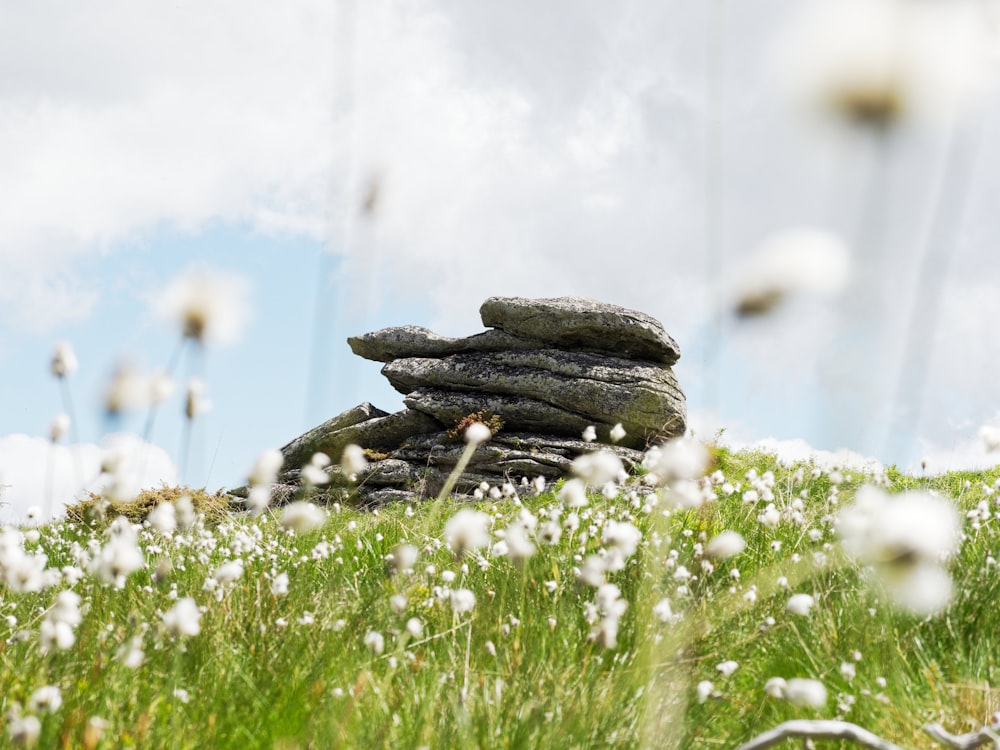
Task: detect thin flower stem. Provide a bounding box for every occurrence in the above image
[435,443,478,503]
[883,116,984,461]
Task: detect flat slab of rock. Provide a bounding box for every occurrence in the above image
[480,296,681,365]
[348,326,538,363]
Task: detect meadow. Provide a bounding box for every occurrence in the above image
[2,439,998,749]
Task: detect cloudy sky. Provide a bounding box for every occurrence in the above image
[2,0,999,521]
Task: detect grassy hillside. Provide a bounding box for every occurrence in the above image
[1,446,998,749]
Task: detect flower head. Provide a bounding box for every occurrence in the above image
[156,266,251,346]
[162,597,202,637]
[444,508,491,557]
[772,0,992,131]
[50,341,78,378]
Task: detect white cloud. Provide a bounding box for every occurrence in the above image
[0,433,177,524]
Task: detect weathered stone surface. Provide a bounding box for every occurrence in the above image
[404,389,596,441]
[480,296,681,365]
[348,326,539,363]
[385,349,685,448]
[280,405,440,470]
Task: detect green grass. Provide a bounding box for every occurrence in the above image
[2,447,1000,748]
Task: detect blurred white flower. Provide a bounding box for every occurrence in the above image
[7,715,41,747]
[716,660,739,677]
[249,449,284,487]
[582,425,597,443]
[786,593,816,616]
[444,508,491,557]
[364,630,385,655]
[50,341,78,378]
[696,680,714,704]
[464,422,492,446]
[837,486,960,614]
[733,228,851,317]
[279,502,326,534]
[105,364,148,416]
[162,597,202,637]
[49,413,70,443]
[28,685,62,713]
[980,425,1000,453]
[643,438,710,485]
[772,0,993,130]
[503,522,536,564]
[557,478,589,508]
[609,423,627,444]
[572,451,624,487]
[340,444,368,478]
[156,266,251,345]
[184,378,211,421]
[91,521,144,588]
[450,588,477,614]
[784,678,828,708]
[301,452,331,486]
[147,502,177,535]
[271,572,289,596]
[705,531,746,560]
[764,677,788,699]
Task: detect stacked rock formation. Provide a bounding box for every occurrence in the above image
[256,296,686,506]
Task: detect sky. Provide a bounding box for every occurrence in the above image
[2,0,999,522]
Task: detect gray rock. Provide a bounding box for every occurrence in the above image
[480,296,681,365]
[404,389,596,440]
[280,404,441,470]
[384,348,685,448]
[348,326,539,363]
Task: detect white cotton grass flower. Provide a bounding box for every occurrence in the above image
[271,572,289,596]
[340,444,368,479]
[184,378,211,421]
[764,677,788,699]
[162,597,202,637]
[696,680,715,704]
[146,502,177,535]
[450,588,477,614]
[733,228,851,318]
[771,0,993,131]
[155,266,251,346]
[464,422,492,446]
[503,522,536,564]
[786,593,816,616]
[716,660,739,677]
[582,425,597,443]
[300,452,331,486]
[557,478,589,508]
[444,508,491,557]
[105,363,149,416]
[784,678,828,708]
[279,502,326,534]
[571,451,624,487]
[364,630,385,655]
[609,423,627,444]
[50,341,78,378]
[249,449,284,487]
[28,685,62,713]
[7,714,41,747]
[91,520,144,588]
[837,486,960,614]
[642,437,710,485]
[49,413,70,443]
[705,530,746,559]
[980,425,1000,453]
[148,370,175,405]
